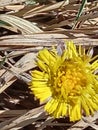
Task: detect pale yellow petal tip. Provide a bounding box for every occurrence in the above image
[29,41,98,122]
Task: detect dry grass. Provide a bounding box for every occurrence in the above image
[0,0,98,129]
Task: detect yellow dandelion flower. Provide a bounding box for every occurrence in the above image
[29,41,98,121]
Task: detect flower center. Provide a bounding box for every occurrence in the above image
[51,61,87,99]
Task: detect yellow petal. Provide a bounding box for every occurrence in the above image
[37,60,47,71]
[70,100,81,121]
[38,49,55,65]
[81,95,90,116]
[45,98,58,115]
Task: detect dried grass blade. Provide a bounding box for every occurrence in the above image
[0,35,98,47]
[0,110,27,119]
[24,0,69,17]
[0,53,36,93]
[0,14,43,34]
[0,0,26,7]
[0,106,45,130]
[67,112,98,130]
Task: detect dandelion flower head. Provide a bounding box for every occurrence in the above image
[29,41,98,121]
